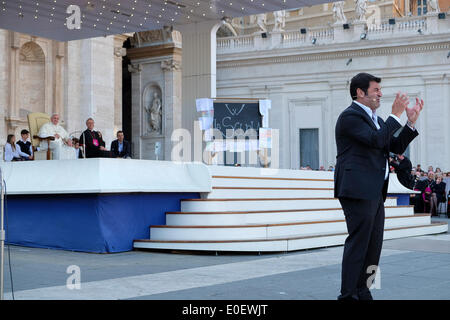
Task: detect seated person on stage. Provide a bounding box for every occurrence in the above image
[79,118,112,158]
[72,137,82,158]
[5,134,32,161]
[16,129,34,160]
[38,113,77,160]
[110,131,131,159]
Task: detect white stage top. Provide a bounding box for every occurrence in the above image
[0,159,416,196]
[0,159,212,195]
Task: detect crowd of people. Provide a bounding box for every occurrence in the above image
[4,114,131,161]
[302,157,449,216]
[388,155,449,216]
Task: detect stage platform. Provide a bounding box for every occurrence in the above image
[0,159,211,253]
[1,159,446,253]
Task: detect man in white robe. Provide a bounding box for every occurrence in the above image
[38,113,77,160]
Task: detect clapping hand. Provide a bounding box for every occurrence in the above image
[391,92,409,118]
[405,97,424,126]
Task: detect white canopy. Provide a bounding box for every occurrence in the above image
[0,0,336,41]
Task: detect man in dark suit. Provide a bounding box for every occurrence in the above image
[334,73,423,300]
[390,154,414,189]
[110,130,131,159]
[79,118,112,158]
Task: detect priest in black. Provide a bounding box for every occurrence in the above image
[79,118,112,158]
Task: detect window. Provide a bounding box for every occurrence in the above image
[299,129,319,170]
[417,0,427,15]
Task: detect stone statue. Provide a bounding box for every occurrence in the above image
[272,10,286,32]
[428,0,440,13]
[162,25,173,42]
[255,13,267,32]
[332,1,347,24]
[146,92,162,133]
[354,0,367,21]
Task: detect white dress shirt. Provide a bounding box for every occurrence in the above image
[353,101,403,180]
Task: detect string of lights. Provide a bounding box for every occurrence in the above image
[0,0,305,41]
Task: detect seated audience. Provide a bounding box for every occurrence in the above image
[38,113,76,160]
[79,118,111,158]
[422,186,432,214]
[413,171,434,213]
[430,176,446,216]
[110,131,131,159]
[4,134,32,161]
[16,129,33,160]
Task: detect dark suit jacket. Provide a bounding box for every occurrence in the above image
[391,156,413,189]
[79,129,105,158]
[334,102,419,201]
[110,139,131,158]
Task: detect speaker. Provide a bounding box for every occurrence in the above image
[300,28,307,34]
[343,23,350,30]
[261,32,267,38]
[438,13,445,19]
[388,18,396,25]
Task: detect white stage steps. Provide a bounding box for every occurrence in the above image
[134,167,448,252]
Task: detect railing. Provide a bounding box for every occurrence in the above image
[368,16,427,34]
[217,34,254,51]
[218,14,447,54]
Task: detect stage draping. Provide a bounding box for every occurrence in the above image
[5,192,199,253]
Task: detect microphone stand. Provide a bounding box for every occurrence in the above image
[83,132,86,159]
[0,167,5,300]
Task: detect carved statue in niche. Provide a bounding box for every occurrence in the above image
[145,91,162,134]
[354,0,367,21]
[332,1,347,24]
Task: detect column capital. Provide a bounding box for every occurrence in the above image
[128,63,142,73]
[161,59,181,71]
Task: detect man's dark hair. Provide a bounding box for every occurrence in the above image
[21,129,29,135]
[116,130,123,136]
[350,73,381,100]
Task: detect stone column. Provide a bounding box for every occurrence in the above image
[161,58,182,160]
[421,75,448,169]
[53,41,65,119]
[127,29,183,160]
[0,30,9,154]
[177,20,221,158]
[65,37,115,143]
[113,35,128,134]
[7,32,21,133]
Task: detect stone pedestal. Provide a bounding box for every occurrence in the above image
[127,30,182,160]
[351,21,367,40]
